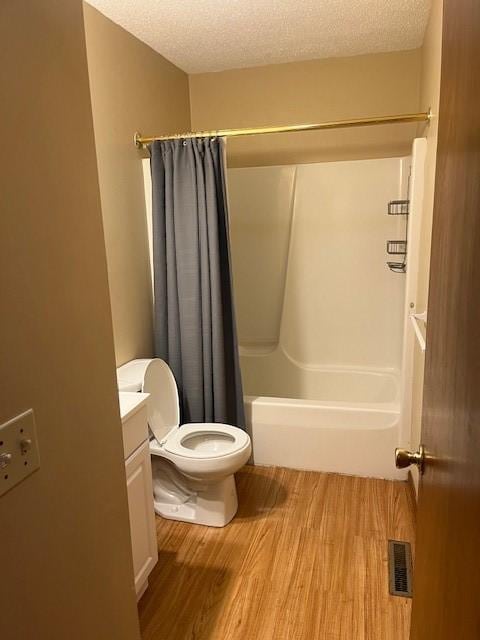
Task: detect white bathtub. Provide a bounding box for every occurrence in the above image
[241,351,406,480]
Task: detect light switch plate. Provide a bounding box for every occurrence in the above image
[0,409,40,497]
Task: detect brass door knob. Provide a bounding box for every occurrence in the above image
[395,444,426,474]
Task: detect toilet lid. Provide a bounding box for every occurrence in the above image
[164,423,250,459]
[142,359,180,441]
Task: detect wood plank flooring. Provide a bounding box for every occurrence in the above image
[139,465,416,640]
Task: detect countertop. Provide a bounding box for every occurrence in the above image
[118,391,149,423]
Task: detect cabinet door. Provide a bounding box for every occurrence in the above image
[125,440,158,597]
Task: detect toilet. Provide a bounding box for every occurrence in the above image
[117,358,251,527]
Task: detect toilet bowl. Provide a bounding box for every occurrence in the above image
[117,358,251,527]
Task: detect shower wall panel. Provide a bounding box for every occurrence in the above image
[228,166,296,348]
[228,157,408,394]
[281,158,406,370]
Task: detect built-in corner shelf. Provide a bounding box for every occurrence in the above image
[386,200,409,273]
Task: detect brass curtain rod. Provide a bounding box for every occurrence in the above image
[134,110,431,147]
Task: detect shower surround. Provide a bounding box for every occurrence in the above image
[228,157,410,479]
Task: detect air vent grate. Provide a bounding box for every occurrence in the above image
[388,540,413,597]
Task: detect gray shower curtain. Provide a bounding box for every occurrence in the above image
[150,137,245,429]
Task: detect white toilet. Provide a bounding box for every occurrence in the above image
[117,358,251,527]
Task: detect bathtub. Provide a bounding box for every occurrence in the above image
[241,351,406,480]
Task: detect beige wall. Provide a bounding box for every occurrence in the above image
[410,0,443,492]
[0,2,140,639]
[189,50,422,167]
[84,4,191,366]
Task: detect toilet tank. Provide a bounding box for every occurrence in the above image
[116,359,180,440]
[117,359,150,392]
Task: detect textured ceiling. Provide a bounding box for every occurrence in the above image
[86,0,431,74]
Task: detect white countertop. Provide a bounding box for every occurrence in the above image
[118,391,149,423]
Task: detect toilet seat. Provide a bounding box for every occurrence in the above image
[150,422,251,484]
[163,423,250,459]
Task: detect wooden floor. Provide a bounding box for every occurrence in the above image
[139,465,416,640]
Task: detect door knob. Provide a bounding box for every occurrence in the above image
[395,444,426,474]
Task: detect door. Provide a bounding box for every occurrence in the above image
[409,1,480,638]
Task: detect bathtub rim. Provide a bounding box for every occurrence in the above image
[244,394,400,415]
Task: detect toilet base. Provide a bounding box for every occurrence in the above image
[153,474,238,527]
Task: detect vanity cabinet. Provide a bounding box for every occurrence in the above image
[119,392,158,600]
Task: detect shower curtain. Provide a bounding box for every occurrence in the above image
[150,137,245,429]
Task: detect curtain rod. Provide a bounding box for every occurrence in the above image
[134,110,431,148]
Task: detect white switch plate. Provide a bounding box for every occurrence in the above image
[0,409,40,497]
